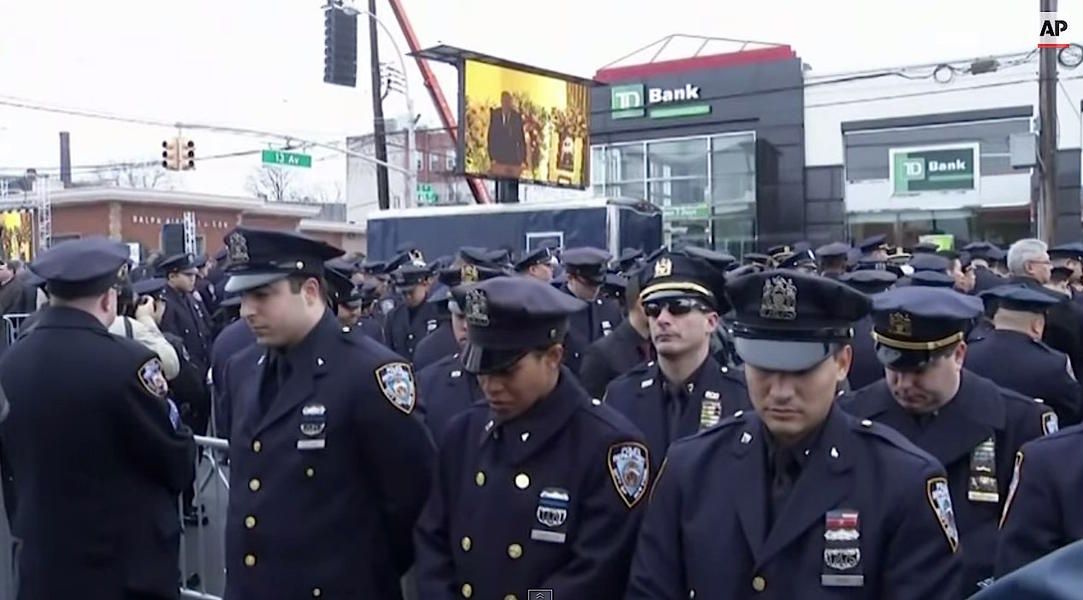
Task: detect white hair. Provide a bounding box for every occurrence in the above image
[1007,238,1048,276]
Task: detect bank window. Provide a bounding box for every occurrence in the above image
[711,134,756,205]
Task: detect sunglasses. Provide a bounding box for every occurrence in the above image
[643,298,710,318]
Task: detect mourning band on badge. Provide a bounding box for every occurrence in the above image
[822,509,864,587]
[968,437,998,503]
[533,487,569,544]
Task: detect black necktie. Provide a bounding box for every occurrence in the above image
[665,383,688,441]
[259,353,289,414]
[769,448,800,529]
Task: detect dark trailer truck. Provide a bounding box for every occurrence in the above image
[364,198,663,261]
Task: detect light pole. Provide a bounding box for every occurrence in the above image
[334,1,417,210]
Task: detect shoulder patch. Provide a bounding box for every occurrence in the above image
[1000,451,1025,529]
[376,362,416,414]
[1042,411,1059,435]
[608,441,650,509]
[138,358,169,399]
[926,477,960,554]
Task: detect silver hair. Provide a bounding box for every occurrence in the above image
[1007,238,1048,276]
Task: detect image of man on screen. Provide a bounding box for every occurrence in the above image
[487,91,526,178]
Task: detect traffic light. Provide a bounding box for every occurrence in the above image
[180,138,195,170]
[161,138,180,171]
[323,5,357,87]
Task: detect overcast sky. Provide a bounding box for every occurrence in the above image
[0,0,1078,198]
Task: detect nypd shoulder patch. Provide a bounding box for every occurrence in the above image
[376,362,416,415]
[926,476,960,553]
[138,358,169,399]
[608,441,650,509]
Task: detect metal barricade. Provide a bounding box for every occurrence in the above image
[179,434,229,600]
[2,313,31,347]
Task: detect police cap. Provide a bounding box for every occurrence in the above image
[615,247,645,273]
[156,252,199,276]
[388,250,433,289]
[459,246,497,267]
[132,277,167,297]
[886,246,912,265]
[779,247,818,271]
[325,260,361,308]
[854,259,905,279]
[222,226,344,293]
[909,271,956,288]
[514,246,555,272]
[839,269,897,295]
[453,276,586,374]
[858,234,889,255]
[359,259,388,276]
[192,254,208,270]
[911,242,940,254]
[871,286,982,371]
[909,253,951,273]
[562,247,611,284]
[1049,242,1083,262]
[726,270,871,372]
[742,252,774,269]
[30,237,131,300]
[815,242,851,260]
[979,283,1061,313]
[767,244,795,264]
[639,247,731,311]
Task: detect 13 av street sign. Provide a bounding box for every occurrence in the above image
[261,149,312,168]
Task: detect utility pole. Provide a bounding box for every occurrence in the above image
[368,0,391,211]
[1038,0,1059,243]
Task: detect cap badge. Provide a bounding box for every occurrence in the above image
[760,276,798,321]
[464,288,490,327]
[227,231,250,263]
[461,263,479,284]
[888,312,912,337]
[408,249,425,264]
[654,257,672,278]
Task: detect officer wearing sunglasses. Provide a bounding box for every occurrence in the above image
[628,270,964,599]
[415,276,649,598]
[603,247,750,473]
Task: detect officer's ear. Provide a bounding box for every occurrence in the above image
[543,343,564,369]
[832,344,854,383]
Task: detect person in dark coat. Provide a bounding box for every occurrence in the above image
[980,538,1083,600]
[413,262,504,372]
[578,266,653,399]
[839,285,1056,596]
[217,227,435,599]
[627,269,963,599]
[354,281,387,344]
[965,242,1007,295]
[513,246,556,283]
[966,285,1082,426]
[414,276,649,599]
[383,252,440,362]
[994,424,1083,579]
[838,269,898,391]
[157,253,213,440]
[208,298,255,439]
[604,247,750,472]
[0,237,194,600]
[816,242,851,279]
[486,91,527,176]
[559,247,624,344]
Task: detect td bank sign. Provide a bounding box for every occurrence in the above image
[889,143,980,195]
[610,83,712,120]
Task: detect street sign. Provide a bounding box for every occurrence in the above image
[261,149,313,168]
[662,203,710,220]
[417,183,439,205]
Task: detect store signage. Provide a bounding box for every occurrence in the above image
[889,144,979,195]
[610,83,711,120]
[662,203,710,220]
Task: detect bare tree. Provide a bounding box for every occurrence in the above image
[97,163,172,189]
[246,166,299,203]
[307,181,344,204]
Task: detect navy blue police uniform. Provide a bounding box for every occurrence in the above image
[978,538,1083,600]
[994,424,1083,578]
[560,247,624,344]
[416,352,483,443]
[383,252,441,361]
[158,252,213,370]
[513,246,555,278]
[838,269,898,391]
[966,284,1082,426]
[413,262,503,371]
[627,269,964,600]
[0,237,194,600]
[578,318,652,400]
[217,227,436,600]
[414,276,649,599]
[605,248,750,472]
[815,241,851,280]
[209,312,256,438]
[838,285,1056,596]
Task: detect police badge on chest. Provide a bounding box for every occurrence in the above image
[531,487,570,544]
[297,403,327,450]
[822,509,863,587]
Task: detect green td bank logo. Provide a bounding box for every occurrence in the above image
[610,83,711,120]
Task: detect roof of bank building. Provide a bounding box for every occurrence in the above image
[595,34,797,83]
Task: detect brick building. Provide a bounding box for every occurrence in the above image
[14,187,366,260]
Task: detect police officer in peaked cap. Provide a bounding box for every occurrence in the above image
[383,250,440,361]
[0,237,195,600]
[216,226,435,599]
[603,247,750,473]
[816,242,851,279]
[414,276,649,599]
[513,246,557,282]
[156,252,213,377]
[839,269,899,391]
[857,234,890,261]
[839,285,1056,596]
[559,247,624,344]
[779,246,819,274]
[578,261,655,400]
[627,270,964,600]
[414,258,507,372]
[965,242,1007,295]
[966,284,1081,426]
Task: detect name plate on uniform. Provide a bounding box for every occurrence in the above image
[822,509,864,588]
[821,574,865,587]
[530,529,566,544]
[297,439,326,450]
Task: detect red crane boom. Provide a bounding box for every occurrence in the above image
[384,0,492,204]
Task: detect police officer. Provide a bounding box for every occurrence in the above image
[209,295,255,438]
[605,248,750,472]
[383,250,440,361]
[158,252,213,370]
[839,285,1056,596]
[414,276,648,598]
[414,258,505,372]
[355,280,387,344]
[778,246,819,274]
[858,234,890,261]
[965,242,1007,295]
[994,422,1083,578]
[966,284,1082,426]
[513,246,556,283]
[217,227,435,599]
[627,269,963,599]
[838,269,898,391]
[816,242,851,279]
[559,247,624,344]
[578,263,653,400]
[0,237,195,600]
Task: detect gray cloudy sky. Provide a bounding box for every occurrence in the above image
[0,0,1076,197]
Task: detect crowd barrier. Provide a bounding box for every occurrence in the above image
[179,435,230,600]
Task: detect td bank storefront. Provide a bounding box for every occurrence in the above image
[590,46,807,255]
